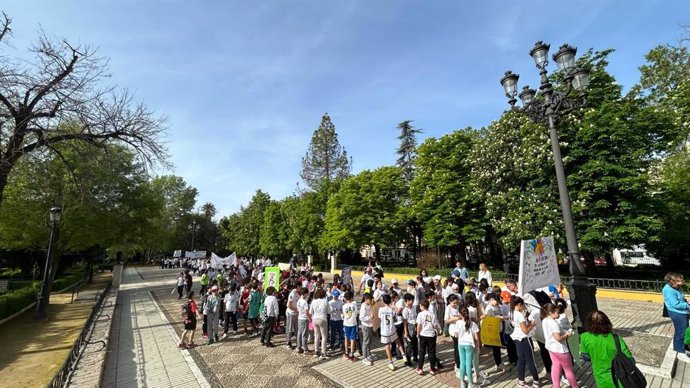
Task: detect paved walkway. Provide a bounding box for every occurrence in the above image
[102,267,209,388]
[114,267,690,388]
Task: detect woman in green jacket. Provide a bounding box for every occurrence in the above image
[580,310,634,388]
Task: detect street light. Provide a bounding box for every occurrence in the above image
[190,220,197,251]
[500,41,597,334]
[35,207,62,320]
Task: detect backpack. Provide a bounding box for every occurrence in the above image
[528,290,552,307]
[611,334,647,388]
[182,301,192,319]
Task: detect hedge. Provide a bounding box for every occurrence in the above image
[8,280,39,290]
[52,272,84,291]
[0,286,38,321]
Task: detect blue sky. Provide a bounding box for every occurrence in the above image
[4,1,689,217]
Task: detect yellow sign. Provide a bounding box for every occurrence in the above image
[480,316,502,347]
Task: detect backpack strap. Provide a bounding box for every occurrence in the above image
[613,334,623,354]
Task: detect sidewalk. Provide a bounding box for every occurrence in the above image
[0,273,111,387]
[101,267,209,388]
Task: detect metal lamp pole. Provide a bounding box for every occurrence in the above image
[500,41,598,333]
[191,220,197,251]
[35,207,62,320]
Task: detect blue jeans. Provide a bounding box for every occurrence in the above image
[668,310,689,353]
[329,320,343,348]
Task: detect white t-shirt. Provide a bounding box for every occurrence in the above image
[343,301,358,327]
[467,305,478,323]
[394,299,404,325]
[286,289,300,315]
[329,299,343,321]
[359,302,373,327]
[510,310,532,341]
[378,306,396,336]
[416,310,437,337]
[402,305,417,325]
[224,291,239,312]
[297,298,309,320]
[456,319,479,347]
[444,305,460,337]
[373,288,386,302]
[309,298,329,321]
[543,317,569,354]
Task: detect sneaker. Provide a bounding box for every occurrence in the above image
[370,354,378,361]
[429,368,437,376]
[455,370,461,378]
[285,344,293,350]
[178,343,186,349]
[214,335,219,342]
[221,334,228,340]
[678,353,690,363]
[362,358,373,366]
[416,368,423,375]
[532,382,541,388]
[395,354,403,360]
[561,376,571,387]
[208,339,215,345]
[387,362,395,371]
[480,378,491,387]
[298,348,304,354]
[232,330,238,335]
[494,365,506,373]
[516,381,528,388]
[265,342,275,348]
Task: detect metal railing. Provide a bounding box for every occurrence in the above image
[47,280,113,388]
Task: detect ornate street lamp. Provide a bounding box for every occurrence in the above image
[35,207,62,320]
[500,41,597,334]
[190,220,197,251]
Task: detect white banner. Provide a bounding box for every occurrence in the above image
[173,250,182,258]
[211,252,236,268]
[518,237,561,294]
[185,250,207,259]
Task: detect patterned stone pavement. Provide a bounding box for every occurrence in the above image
[142,267,688,388]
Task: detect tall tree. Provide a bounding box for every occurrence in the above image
[300,113,351,191]
[396,120,422,182]
[0,13,167,206]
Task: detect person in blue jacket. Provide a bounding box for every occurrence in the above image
[663,272,690,363]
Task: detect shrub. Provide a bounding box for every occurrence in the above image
[0,287,39,321]
[52,272,83,291]
[8,280,39,290]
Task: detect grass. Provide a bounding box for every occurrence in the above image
[0,272,111,387]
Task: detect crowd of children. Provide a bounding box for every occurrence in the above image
[176,259,592,388]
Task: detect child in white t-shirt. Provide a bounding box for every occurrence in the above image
[416,299,441,376]
[456,306,480,388]
[542,303,579,388]
[296,288,310,353]
[378,293,399,371]
[342,291,359,360]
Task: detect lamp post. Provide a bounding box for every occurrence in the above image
[500,41,598,334]
[35,207,62,320]
[190,220,197,251]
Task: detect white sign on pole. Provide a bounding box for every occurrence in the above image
[518,237,561,294]
[211,252,236,268]
[173,250,182,258]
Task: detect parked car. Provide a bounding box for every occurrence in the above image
[612,247,661,267]
[593,257,607,267]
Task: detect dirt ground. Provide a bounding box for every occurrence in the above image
[0,273,111,387]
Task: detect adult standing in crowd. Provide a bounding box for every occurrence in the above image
[476,263,492,287]
[451,261,470,282]
[663,272,690,362]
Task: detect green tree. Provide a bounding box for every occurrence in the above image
[322,166,406,257]
[412,129,487,264]
[223,190,271,256]
[300,113,351,191]
[260,200,290,257]
[396,120,422,182]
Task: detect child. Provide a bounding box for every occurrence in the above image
[465,292,489,385]
[342,291,358,360]
[205,285,221,344]
[359,292,374,365]
[445,294,462,376]
[222,283,239,339]
[296,288,310,353]
[541,303,579,388]
[180,291,200,349]
[391,291,405,361]
[426,289,444,370]
[402,293,419,367]
[416,299,441,375]
[176,272,186,299]
[240,280,251,336]
[500,291,519,366]
[482,293,508,373]
[246,283,261,337]
[510,296,540,388]
[285,283,301,349]
[379,293,400,371]
[329,289,344,351]
[456,306,480,388]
